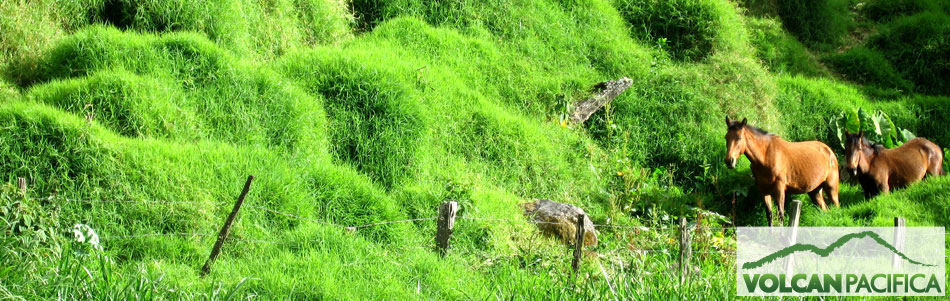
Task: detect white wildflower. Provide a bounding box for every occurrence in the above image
[72,224,102,250]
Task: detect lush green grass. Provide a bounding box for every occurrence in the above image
[869,11,950,95]
[806,176,950,227]
[0,0,354,84]
[1,0,949,299]
[861,0,950,22]
[615,0,747,61]
[746,17,830,77]
[775,0,853,50]
[823,46,914,93]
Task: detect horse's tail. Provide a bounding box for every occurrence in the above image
[825,144,839,181]
[926,141,945,176]
[940,146,946,176]
[823,144,837,169]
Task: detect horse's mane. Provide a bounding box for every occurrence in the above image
[744,125,775,137]
[853,135,885,153]
[727,121,775,137]
[872,143,886,153]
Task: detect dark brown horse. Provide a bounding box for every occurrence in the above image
[724,117,840,226]
[844,131,944,199]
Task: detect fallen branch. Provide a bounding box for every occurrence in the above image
[571,77,633,124]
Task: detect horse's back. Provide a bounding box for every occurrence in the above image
[776,139,838,192]
[897,138,943,176]
[785,140,837,168]
[869,138,941,188]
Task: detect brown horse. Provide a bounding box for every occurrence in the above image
[724,117,840,226]
[844,131,944,199]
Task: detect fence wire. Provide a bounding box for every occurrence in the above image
[100,232,215,240]
[34,196,229,206]
[36,194,786,259]
[243,204,344,228]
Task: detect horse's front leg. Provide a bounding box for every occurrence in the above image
[876,175,890,195]
[762,193,775,227]
[775,183,787,226]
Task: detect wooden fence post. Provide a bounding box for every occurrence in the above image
[17,177,26,196]
[201,175,254,276]
[436,201,458,257]
[572,213,586,274]
[731,191,737,227]
[679,217,692,284]
[892,217,906,269]
[785,199,802,276]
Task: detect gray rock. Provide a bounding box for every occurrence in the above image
[520,199,598,246]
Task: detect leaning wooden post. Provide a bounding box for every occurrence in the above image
[572,213,586,274]
[892,217,906,269]
[679,217,692,284]
[436,201,458,257]
[201,175,254,276]
[17,177,26,196]
[784,199,802,276]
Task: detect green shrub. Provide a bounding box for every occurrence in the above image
[746,17,829,77]
[776,0,852,49]
[823,46,913,92]
[615,0,747,61]
[870,12,950,95]
[830,108,916,149]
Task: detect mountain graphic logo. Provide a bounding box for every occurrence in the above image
[741,230,936,270]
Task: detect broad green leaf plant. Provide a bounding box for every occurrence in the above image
[832,108,915,149]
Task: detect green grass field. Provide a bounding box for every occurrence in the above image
[1,0,948,299]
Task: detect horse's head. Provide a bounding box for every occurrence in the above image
[844,130,872,176]
[724,116,748,169]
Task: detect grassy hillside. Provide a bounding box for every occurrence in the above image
[1,0,948,299]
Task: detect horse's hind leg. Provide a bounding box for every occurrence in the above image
[826,182,840,208]
[809,188,828,211]
[776,187,787,226]
[927,152,943,177]
[823,168,841,208]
